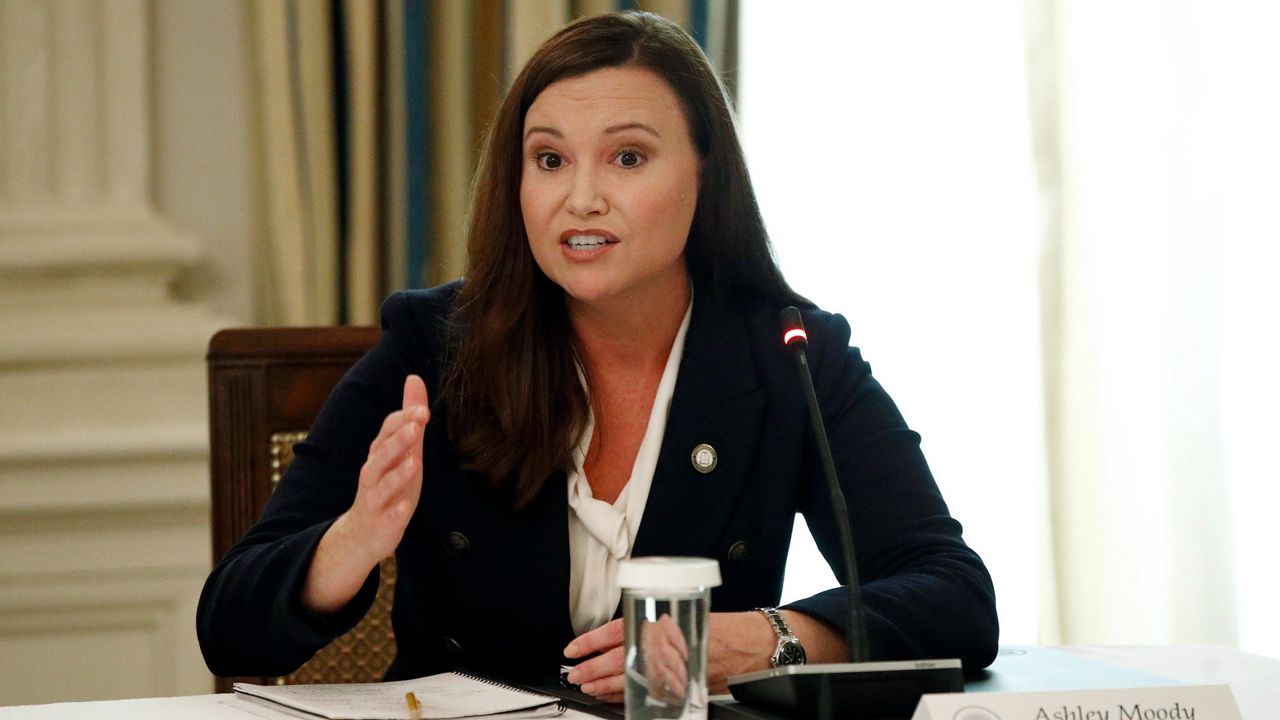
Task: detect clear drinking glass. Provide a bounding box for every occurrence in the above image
[618,558,722,720]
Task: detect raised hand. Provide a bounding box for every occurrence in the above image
[301,375,429,614]
[345,374,429,563]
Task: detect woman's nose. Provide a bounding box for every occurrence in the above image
[566,166,608,217]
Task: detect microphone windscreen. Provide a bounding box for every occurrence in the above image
[780,306,808,348]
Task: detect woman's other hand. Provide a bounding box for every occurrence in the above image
[563,611,776,702]
[301,375,429,614]
[642,614,689,705]
[564,618,627,703]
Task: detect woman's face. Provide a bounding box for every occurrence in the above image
[520,66,700,310]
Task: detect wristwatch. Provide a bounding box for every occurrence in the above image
[756,607,806,667]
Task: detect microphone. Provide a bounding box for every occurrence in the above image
[721,307,964,719]
[778,307,870,663]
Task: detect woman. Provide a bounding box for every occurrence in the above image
[197,11,998,700]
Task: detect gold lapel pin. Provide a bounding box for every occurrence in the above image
[691,443,718,474]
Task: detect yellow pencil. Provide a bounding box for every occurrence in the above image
[405,691,422,720]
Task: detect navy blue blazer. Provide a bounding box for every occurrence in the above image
[197,281,998,682]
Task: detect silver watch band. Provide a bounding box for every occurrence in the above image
[756,607,806,667]
[757,607,796,639]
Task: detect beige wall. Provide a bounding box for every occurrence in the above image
[0,0,257,705]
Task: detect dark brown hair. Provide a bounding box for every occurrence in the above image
[442,11,803,508]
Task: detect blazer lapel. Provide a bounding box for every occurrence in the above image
[632,294,766,559]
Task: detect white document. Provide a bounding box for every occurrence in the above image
[233,672,562,720]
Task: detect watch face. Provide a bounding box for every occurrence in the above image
[777,640,806,666]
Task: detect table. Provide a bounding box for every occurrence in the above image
[1050,645,1279,719]
[1,646,1276,719]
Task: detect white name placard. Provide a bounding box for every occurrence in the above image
[911,684,1241,720]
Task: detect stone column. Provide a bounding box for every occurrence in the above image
[0,0,231,703]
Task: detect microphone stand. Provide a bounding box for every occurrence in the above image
[723,308,964,719]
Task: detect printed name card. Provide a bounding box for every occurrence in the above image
[911,684,1241,720]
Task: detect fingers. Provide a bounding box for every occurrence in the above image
[361,419,422,489]
[566,644,623,684]
[357,376,432,517]
[565,621,626,699]
[580,675,624,699]
[652,637,688,686]
[656,614,689,661]
[372,451,420,508]
[645,618,689,702]
[572,647,625,697]
[368,406,426,459]
[368,375,429,458]
[565,618,624,659]
[403,374,429,413]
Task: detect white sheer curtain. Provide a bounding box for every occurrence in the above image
[739,1,1279,657]
[739,2,1049,645]
[1036,0,1279,654]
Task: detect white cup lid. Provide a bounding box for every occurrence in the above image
[617,557,722,590]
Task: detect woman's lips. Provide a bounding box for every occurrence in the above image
[560,230,619,260]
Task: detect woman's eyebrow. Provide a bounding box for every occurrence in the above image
[604,122,661,138]
[524,126,563,141]
[523,122,662,141]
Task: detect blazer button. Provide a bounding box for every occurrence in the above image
[444,531,471,558]
[727,541,749,562]
[443,636,463,656]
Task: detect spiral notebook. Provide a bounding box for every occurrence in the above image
[233,671,564,720]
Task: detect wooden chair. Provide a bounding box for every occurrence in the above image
[207,326,393,692]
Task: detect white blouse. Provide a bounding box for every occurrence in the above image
[567,300,693,636]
